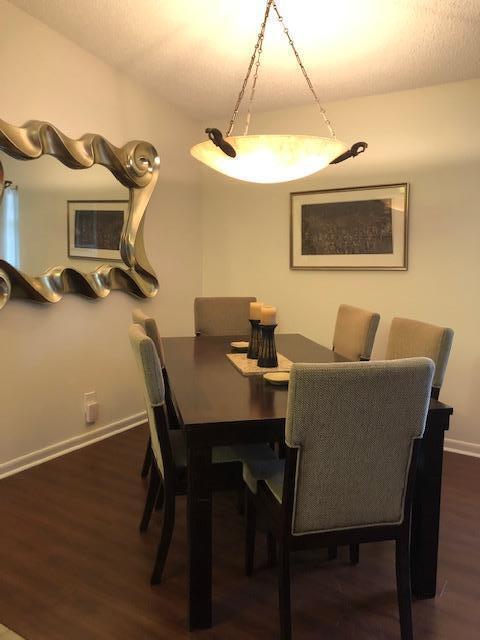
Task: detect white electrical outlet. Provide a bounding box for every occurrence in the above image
[84,391,99,425]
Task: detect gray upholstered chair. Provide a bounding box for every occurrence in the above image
[332,303,380,361]
[347,316,453,569]
[129,323,276,584]
[386,317,454,399]
[132,308,166,367]
[194,296,256,336]
[243,358,434,640]
[132,309,178,478]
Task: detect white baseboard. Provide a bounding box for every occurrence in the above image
[444,438,480,459]
[2,416,477,480]
[0,412,147,480]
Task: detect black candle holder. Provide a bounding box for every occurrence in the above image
[257,324,278,368]
[247,319,261,359]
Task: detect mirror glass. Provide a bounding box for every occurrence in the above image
[0,151,129,275]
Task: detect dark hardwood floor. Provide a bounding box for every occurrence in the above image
[0,425,479,640]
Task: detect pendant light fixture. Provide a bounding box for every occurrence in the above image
[190,0,367,184]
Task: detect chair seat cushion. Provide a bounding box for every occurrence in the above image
[228,443,278,463]
[170,432,278,470]
[243,457,285,503]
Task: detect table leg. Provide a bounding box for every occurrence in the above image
[187,444,212,630]
[411,421,446,599]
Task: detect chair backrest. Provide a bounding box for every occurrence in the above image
[285,358,434,536]
[132,308,166,368]
[385,317,453,395]
[194,296,256,336]
[132,309,180,428]
[332,304,380,361]
[129,323,171,477]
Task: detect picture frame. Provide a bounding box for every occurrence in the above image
[290,183,409,270]
[68,200,128,261]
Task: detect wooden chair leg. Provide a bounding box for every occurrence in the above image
[140,464,160,533]
[151,494,175,585]
[267,531,277,567]
[245,491,256,576]
[328,545,338,560]
[396,535,414,640]
[141,437,152,478]
[155,480,164,512]
[349,544,359,565]
[278,541,292,640]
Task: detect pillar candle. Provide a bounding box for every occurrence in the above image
[261,305,277,325]
[249,301,263,320]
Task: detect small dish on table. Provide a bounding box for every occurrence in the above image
[230,340,249,353]
[263,371,290,386]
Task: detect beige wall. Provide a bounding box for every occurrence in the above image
[1,2,478,471]
[201,80,480,454]
[0,0,202,472]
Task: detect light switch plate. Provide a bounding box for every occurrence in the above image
[84,391,99,425]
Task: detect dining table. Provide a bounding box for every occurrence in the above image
[162,333,454,631]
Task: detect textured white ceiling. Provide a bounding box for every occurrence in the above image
[9,0,480,123]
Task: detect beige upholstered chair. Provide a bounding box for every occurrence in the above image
[132,309,178,478]
[346,315,453,570]
[332,304,380,361]
[386,317,454,398]
[132,308,166,367]
[194,296,256,336]
[243,358,434,640]
[129,323,276,584]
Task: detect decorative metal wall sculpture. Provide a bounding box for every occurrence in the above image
[0,118,160,306]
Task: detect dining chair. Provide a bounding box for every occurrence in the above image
[330,302,383,558]
[386,317,454,399]
[345,317,454,568]
[332,303,380,361]
[132,308,178,479]
[243,358,434,640]
[129,323,276,584]
[326,303,381,561]
[194,296,256,336]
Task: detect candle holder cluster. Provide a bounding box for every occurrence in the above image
[247,302,279,368]
[257,324,278,368]
[246,319,261,359]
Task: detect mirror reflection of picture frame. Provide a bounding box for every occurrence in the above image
[290,183,409,271]
[68,200,128,261]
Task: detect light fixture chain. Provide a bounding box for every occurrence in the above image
[227,0,273,137]
[244,5,270,135]
[272,1,336,139]
[244,32,263,134]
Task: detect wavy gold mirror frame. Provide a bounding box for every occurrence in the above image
[0,118,160,307]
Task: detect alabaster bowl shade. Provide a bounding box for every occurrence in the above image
[190,134,348,183]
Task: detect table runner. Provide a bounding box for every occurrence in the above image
[226,352,293,376]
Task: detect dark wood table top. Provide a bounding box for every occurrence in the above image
[163,334,345,430]
[163,334,453,438]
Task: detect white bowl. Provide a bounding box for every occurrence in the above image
[230,341,249,352]
[263,371,290,385]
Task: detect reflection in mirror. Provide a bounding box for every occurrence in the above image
[0,152,129,276]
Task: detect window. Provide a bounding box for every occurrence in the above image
[1,185,19,268]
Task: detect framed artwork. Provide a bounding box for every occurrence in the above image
[68,200,128,261]
[290,183,409,270]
